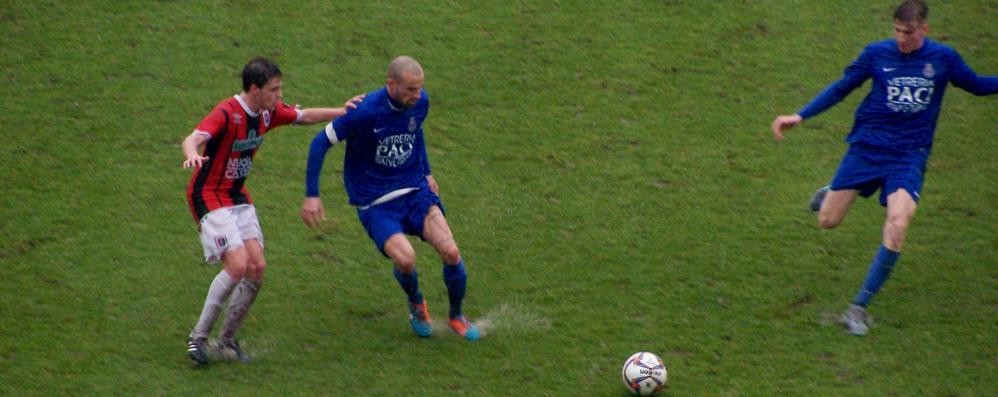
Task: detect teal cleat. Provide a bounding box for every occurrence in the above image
[448,316,481,341]
[409,301,432,337]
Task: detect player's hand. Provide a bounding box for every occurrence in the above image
[771,114,803,141]
[183,155,209,169]
[301,197,326,228]
[344,94,365,111]
[426,175,439,195]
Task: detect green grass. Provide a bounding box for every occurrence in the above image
[1,0,996,395]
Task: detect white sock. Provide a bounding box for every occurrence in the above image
[220,279,261,341]
[190,270,237,339]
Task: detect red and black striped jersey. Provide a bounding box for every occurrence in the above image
[186,95,300,222]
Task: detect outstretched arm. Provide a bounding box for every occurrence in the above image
[296,94,365,125]
[949,53,998,96]
[773,47,872,141]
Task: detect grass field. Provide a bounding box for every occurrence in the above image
[1,1,996,395]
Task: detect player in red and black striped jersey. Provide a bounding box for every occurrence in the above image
[181,57,362,365]
[185,94,298,221]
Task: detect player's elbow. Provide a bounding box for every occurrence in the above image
[183,132,207,149]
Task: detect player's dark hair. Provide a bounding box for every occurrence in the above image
[242,57,282,91]
[894,0,928,23]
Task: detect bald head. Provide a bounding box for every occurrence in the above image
[386,56,426,108]
[387,56,423,81]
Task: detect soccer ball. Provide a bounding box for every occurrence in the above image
[621,352,667,396]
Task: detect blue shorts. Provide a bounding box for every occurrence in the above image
[357,188,445,255]
[829,143,929,207]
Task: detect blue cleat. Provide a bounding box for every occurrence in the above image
[448,316,481,341]
[409,301,432,337]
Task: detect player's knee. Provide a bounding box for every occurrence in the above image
[440,245,461,265]
[886,212,911,233]
[882,237,903,252]
[817,213,841,229]
[222,257,249,280]
[223,266,246,281]
[390,250,417,273]
[883,215,910,250]
[394,258,416,274]
[227,269,248,283]
[383,234,416,270]
[248,258,267,280]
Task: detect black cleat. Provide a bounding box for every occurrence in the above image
[217,338,251,363]
[809,185,830,213]
[187,337,209,365]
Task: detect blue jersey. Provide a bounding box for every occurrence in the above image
[799,38,998,151]
[305,87,432,206]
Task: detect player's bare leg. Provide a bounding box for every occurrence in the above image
[423,206,480,341]
[840,189,917,336]
[422,206,459,265]
[384,233,417,273]
[883,189,917,251]
[817,189,859,229]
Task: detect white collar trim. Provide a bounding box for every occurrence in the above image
[235,94,259,117]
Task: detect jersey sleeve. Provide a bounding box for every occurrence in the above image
[947,50,998,96]
[195,106,229,138]
[305,130,333,197]
[328,104,369,143]
[416,129,431,177]
[272,101,303,127]
[798,45,874,119]
[419,99,431,176]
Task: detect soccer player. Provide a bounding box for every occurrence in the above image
[771,0,997,336]
[182,57,363,365]
[301,56,481,341]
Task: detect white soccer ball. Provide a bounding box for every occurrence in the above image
[621,352,667,396]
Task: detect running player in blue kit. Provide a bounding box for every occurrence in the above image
[301,56,481,341]
[772,0,997,336]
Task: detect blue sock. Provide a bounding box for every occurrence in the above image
[393,268,423,304]
[852,245,900,307]
[442,261,467,319]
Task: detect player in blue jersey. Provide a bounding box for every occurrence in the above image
[301,56,481,341]
[771,0,997,336]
